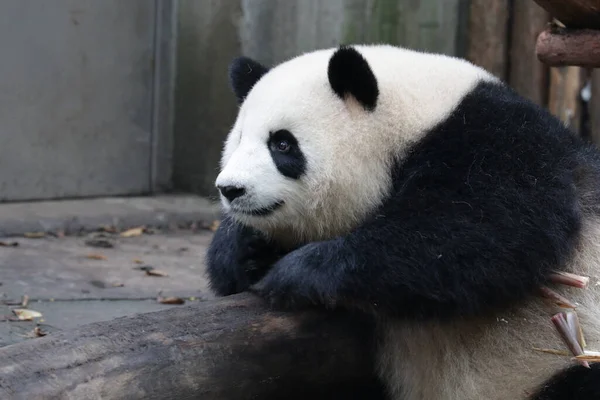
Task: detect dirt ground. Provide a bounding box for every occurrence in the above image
[0,225,218,347]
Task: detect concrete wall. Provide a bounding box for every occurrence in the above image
[0,0,176,202]
[172,0,468,198]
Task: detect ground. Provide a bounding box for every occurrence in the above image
[0,195,220,347]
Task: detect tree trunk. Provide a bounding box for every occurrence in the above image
[0,293,385,400]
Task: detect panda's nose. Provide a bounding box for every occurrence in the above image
[217,185,246,202]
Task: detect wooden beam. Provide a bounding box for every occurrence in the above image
[548,65,584,134]
[532,0,600,30]
[467,0,510,80]
[0,293,384,400]
[536,27,600,68]
[591,70,600,144]
[509,2,551,105]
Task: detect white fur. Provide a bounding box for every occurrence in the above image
[216,44,600,399]
[216,44,497,246]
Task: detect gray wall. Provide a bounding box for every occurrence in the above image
[0,0,176,202]
[172,0,468,198]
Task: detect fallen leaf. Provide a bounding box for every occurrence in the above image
[111,282,125,287]
[146,269,168,277]
[85,238,114,248]
[21,295,29,308]
[0,241,19,247]
[209,220,220,231]
[12,309,42,321]
[157,296,185,305]
[33,326,47,337]
[86,253,107,260]
[24,232,45,239]
[99,225,118,233]
[120,227,144,238]
[133,258,144,264]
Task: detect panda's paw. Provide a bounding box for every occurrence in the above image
[250,242,338,311]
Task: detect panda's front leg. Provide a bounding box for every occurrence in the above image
[250,238,353,311]
[205,216,287,296]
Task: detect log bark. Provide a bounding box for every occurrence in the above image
[0,293,384,400]
[536,27,600,68]
[532,0,600,29]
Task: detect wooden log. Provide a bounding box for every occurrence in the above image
[532,0,600,30]
[548,65,584,133]
[466,0,510,79]
[0,293,384,400]
[591,69,600,144]
[509,1,551,105]
[536,27,600,68]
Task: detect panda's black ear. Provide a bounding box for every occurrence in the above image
[228,57,270,104]
[327,46,379,111]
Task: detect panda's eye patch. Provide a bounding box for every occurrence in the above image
[267,129,306,180]
[268,130,294,153]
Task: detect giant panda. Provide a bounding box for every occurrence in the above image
[205,43,600,400]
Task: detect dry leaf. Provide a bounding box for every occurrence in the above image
[33,326,47,337]
[133,258,144,264]
[146,269,168,277]
[12,309,42,321]
[24,232,45,239]
[85,238,114,248]
[86,253,107,260]
[209,220,220,232]
[99,225,118,233]
[120,227,144,238]
[21,295,29,308]
[0,241,19,247]
[157,296,185,305]
[111,282,125,287]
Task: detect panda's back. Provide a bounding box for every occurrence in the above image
[378,79,600,400]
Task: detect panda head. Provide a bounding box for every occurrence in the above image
[216,44,494,244]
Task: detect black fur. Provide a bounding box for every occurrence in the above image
[268,129,307,179]
[205,216,288,296]
[249,80,592,321]
[531,364,600,399]
[229,57,270,104]
[328,46,379,111]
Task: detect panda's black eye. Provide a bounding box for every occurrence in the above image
[275,139,291,153]
[267,129,306,180]
[268,130,295,154]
